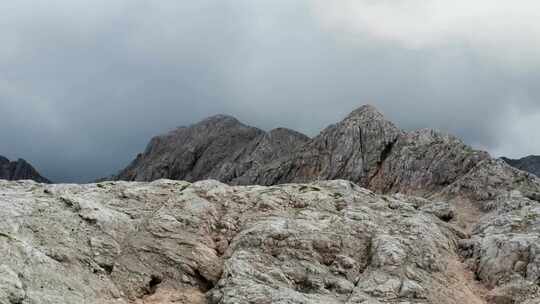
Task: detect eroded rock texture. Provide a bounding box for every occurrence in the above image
[0,179,502,304]
[441,159,540,304]
[363,129,487,196]
[0,156,50,183]
[461,192,540,303]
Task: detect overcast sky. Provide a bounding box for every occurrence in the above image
[1,1,540,182]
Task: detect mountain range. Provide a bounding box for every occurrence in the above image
[3,106,538,185]
[113,105,490,196]
[1,105,540,303]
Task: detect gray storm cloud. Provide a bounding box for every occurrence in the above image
[1,0,539,182]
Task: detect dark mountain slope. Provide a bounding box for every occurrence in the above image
[502,155,540,177]
[115,115,310,182]
[0,156,50,183]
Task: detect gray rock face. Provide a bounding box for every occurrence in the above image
[211,127,310,185]
[245,105,402,186]
[0,155,50,183]
[368,129,489,196]
[113,105,490,197]
[115,115,309,183]
[438,158,540,303]
[441,159,540,204]
[0,179,490,304]
[459,192,540,303]
[502,155,540,177]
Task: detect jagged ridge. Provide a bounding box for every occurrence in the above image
[113,105,489,197]
[0,155,50,183]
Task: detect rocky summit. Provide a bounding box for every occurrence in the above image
[115,114,310,184]
[503,155,540,177]
[113,105,489,197]
[2,105,540,304]
[0,155,50,183]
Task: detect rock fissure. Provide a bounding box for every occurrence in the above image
[368,137,398,187]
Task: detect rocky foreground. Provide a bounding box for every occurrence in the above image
[1,161,540,303]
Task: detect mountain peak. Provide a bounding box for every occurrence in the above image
[112,104,490,196]
[197,114,241,126]
[346,104,386,120]
[0,155,50,183]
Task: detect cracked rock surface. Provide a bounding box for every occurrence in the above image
[0,179,485,304]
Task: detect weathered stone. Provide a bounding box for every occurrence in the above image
[461,193,540,303]
[441,159,540,206]
[0,179,491,304]
[368,129,488,196]
[0,265,25,304]
[420,201,456,222]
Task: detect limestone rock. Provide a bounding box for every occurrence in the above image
[420,201,456,222]
[0,265,25,304]
[0,179,491,304]
[441,159,540,206]
[368,129,488,196]
[461,192,540,303]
